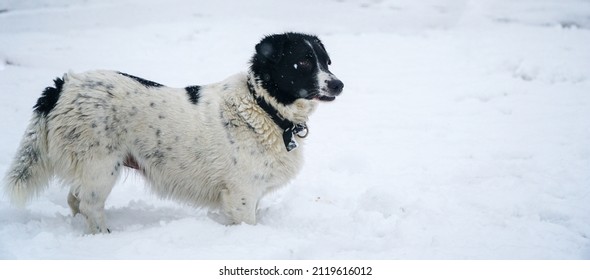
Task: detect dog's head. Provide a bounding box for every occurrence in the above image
[250,32,344,105]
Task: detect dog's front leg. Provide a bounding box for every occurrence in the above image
[219,186,258,225]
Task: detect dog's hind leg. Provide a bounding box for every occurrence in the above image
[72,158,122,234]
[67,190,80,216]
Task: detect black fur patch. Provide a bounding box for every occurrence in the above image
[34,77,65,116]
[185,86,201,104]
[118,72,164,88]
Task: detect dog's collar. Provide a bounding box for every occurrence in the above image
[247,80,308,152]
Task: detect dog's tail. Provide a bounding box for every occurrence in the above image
[4,78,63,206]
[4,115,53,206]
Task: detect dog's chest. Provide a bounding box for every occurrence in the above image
[205,75,306,189]
[218,108,302,188]
[227,123,304,188]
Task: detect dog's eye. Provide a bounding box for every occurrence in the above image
[297,60,313,70]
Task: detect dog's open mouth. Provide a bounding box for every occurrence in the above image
[309,94,336,102]
[317,95,336,102]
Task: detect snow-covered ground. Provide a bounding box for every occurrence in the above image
[1,0,589,259]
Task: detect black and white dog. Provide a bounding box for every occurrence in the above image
[4,32,343,233]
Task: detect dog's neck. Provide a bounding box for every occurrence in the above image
[246,72,317,151]
[246,72,317,125]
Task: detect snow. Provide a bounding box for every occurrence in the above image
[1,0,589,259]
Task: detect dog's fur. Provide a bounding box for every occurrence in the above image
[4,32,343,233]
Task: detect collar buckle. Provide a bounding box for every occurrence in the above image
[293,123,309,138]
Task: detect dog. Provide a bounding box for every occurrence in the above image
[3,32,343,233]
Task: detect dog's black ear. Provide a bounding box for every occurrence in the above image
[255,35,287,63]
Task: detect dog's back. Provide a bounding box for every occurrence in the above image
[4,71,231,233]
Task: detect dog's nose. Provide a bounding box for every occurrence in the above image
[327,79,344,95]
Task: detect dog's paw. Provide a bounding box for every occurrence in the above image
[86,226,111,235]
[84,221,111,234]
[207,210,234,225]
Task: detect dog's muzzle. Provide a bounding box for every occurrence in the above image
[311,77,344,102]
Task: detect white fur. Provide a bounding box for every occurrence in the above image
[4,70,317,233]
